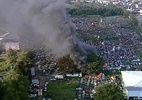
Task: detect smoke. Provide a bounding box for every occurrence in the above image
[0,0,71,56]
[0,0,96,59]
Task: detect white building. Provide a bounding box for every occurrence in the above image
[121,71,142,99]
[5,42,20,51]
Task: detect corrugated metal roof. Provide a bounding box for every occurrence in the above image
[121,71,142,88]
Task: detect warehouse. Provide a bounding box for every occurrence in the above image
[121,71,142,100]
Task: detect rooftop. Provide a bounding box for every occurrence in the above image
[121,71,142,89]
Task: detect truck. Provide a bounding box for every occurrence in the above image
[55,75,64,80]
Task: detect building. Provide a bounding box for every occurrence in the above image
[5,42,20,51]
[2,33,20,51]
[0,27,20,51]
[0,28,9,43]
[121,71,142,99]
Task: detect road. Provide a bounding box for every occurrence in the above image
[36,67,50,100]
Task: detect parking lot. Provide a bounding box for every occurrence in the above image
[75,73,122,100]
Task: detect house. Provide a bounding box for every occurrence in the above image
[0,28,9,44]
[121,71,142,99]
[5,42,20,51]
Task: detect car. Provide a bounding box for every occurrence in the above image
[44,87,47,91]
[44,84,47,87]
[33,83,39,87]
[85,93,90,97]
[44,82,48,87]
[90,93,94,98]
[38,88,42,96]
[30,94,37,98]
[76,87,82,91]
[50,78,57,81]
[78,96,81,99]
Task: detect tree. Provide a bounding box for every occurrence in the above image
[13,51,34,75]
[6,49,17,63]
[0,81,5,100]
[68,4,127,17]
[0,50,31,100]
[85,54,104,74]
[3,75,30,100]
[0,43,3,54]
[95,83,125,100]
[86,61,103,74]
[129,15,139,27]
[56,54,78,74]
[87,53,97,63]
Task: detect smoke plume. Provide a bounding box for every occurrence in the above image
[0,0,96,58]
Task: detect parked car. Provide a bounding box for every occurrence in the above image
[44,87,47,91]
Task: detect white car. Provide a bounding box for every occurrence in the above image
[50,78,57,81]
[45,82,48,87]
[45,84,47,87]
[30,94,37,98]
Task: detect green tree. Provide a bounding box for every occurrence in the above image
[0,43,3,54]
[0,81,5,100]
[3,75,29,100]
[13,51,34,75]
[86,61,103,74]
[85,54,104,74]
[6,49,17,63]
[95,83,125,100]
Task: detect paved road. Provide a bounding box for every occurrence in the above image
[36,68,49,100]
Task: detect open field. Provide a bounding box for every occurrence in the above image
[45,79,78,100]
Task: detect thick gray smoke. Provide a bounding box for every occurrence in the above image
[0,0,96,58]
[0,0,71,56]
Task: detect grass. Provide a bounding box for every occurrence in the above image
[45,79,78,100]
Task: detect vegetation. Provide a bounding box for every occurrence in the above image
[68,4,129,17]
[0,50,33,100]
[13,51,34,75]
[0,56,10,72]
[56,54,79,74]
[45,79,77,100]
[135,50,142,61]
[95,83,125,100]
[0,43,3,54]
[1,75,29,100]
[82,53,104,74]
